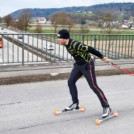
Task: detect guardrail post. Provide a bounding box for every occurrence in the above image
[22,35,24,66]
[94,35,97,49]
[93,35,97,61]
[82,34,85,44]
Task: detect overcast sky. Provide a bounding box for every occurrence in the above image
[0,0,134,17]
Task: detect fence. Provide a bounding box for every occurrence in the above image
[0,33,134,65]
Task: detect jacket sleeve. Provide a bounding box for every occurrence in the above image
[73,42,104,59]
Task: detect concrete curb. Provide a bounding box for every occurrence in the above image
[0,68,133,85]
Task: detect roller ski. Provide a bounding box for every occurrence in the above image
[95,107,118,125]
[54,103,86,116]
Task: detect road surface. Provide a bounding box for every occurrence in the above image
[0,74,134,134]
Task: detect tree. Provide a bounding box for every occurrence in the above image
[49,12,59,33]
[81,20,86,25]
[49,11,74,32]
[123,4,134,17]
[69,12,94,24]
[98,11,118,58]
[79,24,90,43]
[17,9,33,31]
[10,20,17,28]
[0,17,2,23]
[4,15,13,27]
[98,11,117,34]
[123,4,134,20]
[79,25,90,34]
[35,24,43,33]
[66,17,74,32]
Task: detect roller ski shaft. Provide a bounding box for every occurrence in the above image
[54,106,86,116]
[95,111,118,125]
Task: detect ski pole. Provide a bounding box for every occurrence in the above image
[104,59,134,76]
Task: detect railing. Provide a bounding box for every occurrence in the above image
[0,33,134,65]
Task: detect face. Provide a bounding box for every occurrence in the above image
[57,38,66,45]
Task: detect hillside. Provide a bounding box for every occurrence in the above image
[10,2,134,19]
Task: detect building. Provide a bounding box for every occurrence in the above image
[31,17,46,24]
[38,17,46,24]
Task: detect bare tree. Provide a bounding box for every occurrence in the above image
[79,24,90,34]
[49,11,74,32]
[0,17,2,23]
[10,20,17,28]
[79,24,90,43]
[35,24,43,33]
[49,12,59,33]
[4,15,13,27]
[98,11,118,58]
[17,9,33,32]
[66,17,74,32]
[98,11,117,34]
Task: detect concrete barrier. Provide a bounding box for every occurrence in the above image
[0,59,133,85]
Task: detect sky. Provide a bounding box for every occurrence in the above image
[0,0,134,17]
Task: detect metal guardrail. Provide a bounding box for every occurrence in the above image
[0,33,134,65]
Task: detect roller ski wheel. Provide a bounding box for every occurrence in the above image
[114,111,118,117]
[80,106,86,112]
[53,106,86,116]
[95,119,101,125]
[53,109,60,116]
[95,111,118,125]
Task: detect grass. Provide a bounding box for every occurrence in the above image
[27,29,134,35]
[29,24,81,28]
[74,12,94,16]
[27,29,55,33]
[27,29,134,42]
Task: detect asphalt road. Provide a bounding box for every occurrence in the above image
[0,74,134,134]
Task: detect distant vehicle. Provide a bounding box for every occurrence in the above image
[0,35,3,48]
[44,44,54,50]
[17,35,23,39]
[3,30,7,33]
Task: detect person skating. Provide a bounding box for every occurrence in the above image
[57,29,111,118]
